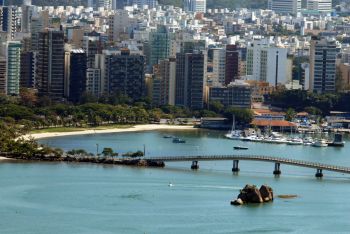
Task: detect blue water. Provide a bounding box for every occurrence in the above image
[1,129,350,233]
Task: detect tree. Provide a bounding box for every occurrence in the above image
[209,101,224,113]
[304,106,322,116]
[285,108,296,121]
[101,147,118,157]
[224,107,253,126]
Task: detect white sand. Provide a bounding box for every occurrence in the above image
[0,156,13,161]
[27,124,196,140]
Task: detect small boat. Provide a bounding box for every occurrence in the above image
[312,139,328,147]
[287,137,303,145]
[168,182,173,187]
[173,138,186,143]
[233,146,248,150]
[163,135,173,138]
[303,137,314,145]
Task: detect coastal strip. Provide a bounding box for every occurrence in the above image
[27,124,196,140]
[0,154,165,168]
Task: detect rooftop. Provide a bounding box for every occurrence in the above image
[251,119,297,127]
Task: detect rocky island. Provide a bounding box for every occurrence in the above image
[231,184,274,205]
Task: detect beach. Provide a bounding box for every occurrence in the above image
[0,156,13,161]
[27,124,196,139]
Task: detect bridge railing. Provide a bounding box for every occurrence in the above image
[146,155,350,174]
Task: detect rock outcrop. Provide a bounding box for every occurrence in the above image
[259,184,274,202]
[231,184,273,205]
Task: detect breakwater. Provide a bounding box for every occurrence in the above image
[0,153,165,168]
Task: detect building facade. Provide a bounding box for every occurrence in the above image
[268,0,301,15]
[209,81,252,108]
[183,0,206,12]
[307,0,332,13]
[6,41,21,96]
[309,38,336,93]
[106,49,145,101]
[246,40,289,87]
[0,57,6,94]
[68,49,87,102]
[36,30,65,100]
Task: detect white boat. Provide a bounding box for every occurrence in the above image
[225,131,243,140]
[225,115,243,140]
[312,139,328,147]
[262,132,288,144]
[303,137,315,145]
[287,137,303,145]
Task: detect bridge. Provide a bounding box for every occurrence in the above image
[147,155,350,178]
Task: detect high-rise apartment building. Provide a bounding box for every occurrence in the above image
[20,51,36,88]
[36,30,65,100]
[212,48,226,85]
[309,38,336,93]
[83,35,103,68]
[148,26,172,69]
[0,6,17,40]
[86,68,101,97]
[307,0,332,13]
[0,57,6,95]
[175,51,207,109]
[67,49,87,102]
[225,44,240,85]
[183,0,206,12]
[246,40,289,87]
[105,49,145,101]
[133,0,158,8]
[6,41,21,96]
[268,0,301,15]
[152,57,176,106]
[21,0,33,33]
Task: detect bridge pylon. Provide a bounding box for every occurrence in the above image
[315,169,323,178]
[232,160,240,172]
[273,162,281,175]
[191,161,199,170]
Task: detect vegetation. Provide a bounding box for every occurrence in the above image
[122,150,144,158]
[285,108,296,121]
[0,91,254,131]
[0,121,63,158]
[101,147,118,157]
[269,90,350,116]
[67,149,92,156]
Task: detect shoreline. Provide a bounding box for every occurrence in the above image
[26,124,197,140]
[0,156,14,161]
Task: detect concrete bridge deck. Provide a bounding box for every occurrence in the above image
[147,155,350,176]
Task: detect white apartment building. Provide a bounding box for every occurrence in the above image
[268,0,301,15]
[246,40,289,87]
[307,0,332,13]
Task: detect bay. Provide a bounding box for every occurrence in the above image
[1,129,350,233]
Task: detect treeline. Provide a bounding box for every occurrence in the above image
[269,90,350,116]
[0,90,254,129]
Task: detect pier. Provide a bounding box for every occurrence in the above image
[148,155,350,178]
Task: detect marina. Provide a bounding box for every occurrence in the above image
[225,128,345,147]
